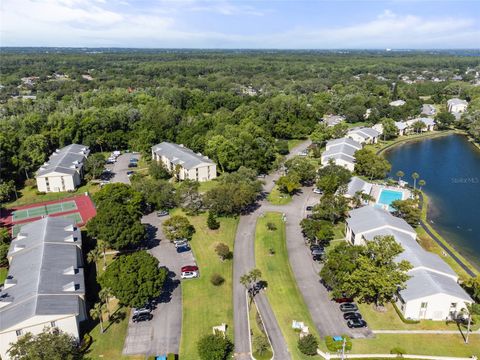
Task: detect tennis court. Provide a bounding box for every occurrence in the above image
[12,212,83,237]
[12,200,77,221]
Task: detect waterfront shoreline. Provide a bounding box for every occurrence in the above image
[377,131,480,279]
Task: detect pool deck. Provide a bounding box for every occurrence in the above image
[370,184,412,210]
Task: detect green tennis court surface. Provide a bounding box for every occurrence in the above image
[12,212,83,237]
[12,201,77,221]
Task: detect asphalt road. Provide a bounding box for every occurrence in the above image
[106,152,141,184]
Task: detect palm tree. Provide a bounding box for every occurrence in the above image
[459,305,474,344]
[412,172,420,190]
[90,302,106,334]
[396,170,404,183]
[418,179,426,191]
[97,240,108,270]
[99,288,112,319]
[87,247,101,273]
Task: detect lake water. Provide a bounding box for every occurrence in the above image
[384,134,480,271]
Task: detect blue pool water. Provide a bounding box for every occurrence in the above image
[377,189,403,211]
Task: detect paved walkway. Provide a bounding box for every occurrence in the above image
[373,329,480,334]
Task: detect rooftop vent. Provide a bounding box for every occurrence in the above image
[63,282,80,292]
[63,266,79,275]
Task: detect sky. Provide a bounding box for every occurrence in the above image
[1,0,480,49]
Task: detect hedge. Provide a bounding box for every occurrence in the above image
[391,301,420,324]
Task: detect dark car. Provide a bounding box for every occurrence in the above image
[340,303,358,312]
[128,162,138,168]
[310,244,324,252]
[312,254,324,262]
[343,312,362,320]
[347,318,367,328]
[176,244,190,253]
[311,248,324,256]
[132,312,153,323]
[126,171,135,176]
[306,206,313,211]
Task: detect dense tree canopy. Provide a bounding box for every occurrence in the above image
[98,251,167,307]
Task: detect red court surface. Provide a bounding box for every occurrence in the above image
[0,194,96,235]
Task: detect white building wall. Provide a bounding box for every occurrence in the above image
[401,294,471,321]
[321,157,355,172]
[152,152,217,182]
[36,172,80,193]
[448,104,468,113]
[0,315,80,360]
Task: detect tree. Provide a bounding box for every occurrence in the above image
[162,215,196,242]
[176,180,203,215]
[149,160,171,180]
[98,251,168,308]
[276,173,301,195]
[343,236,412,306]
[411,172,420,190]
[86,203,146,250]
[207,211,221,230]
[131,178,177,211]
[90,302,106,334]
[7,328,83,360]
[391,199,421,226]
[354,148,391,180]
[93,183,144,215]
[240,268,263,298]
[412,120,426,134]
[197,333,234,360]
[381,117,398,140]
[285,156,317,185]
[297,334,319,356]
[396,170,404,183]
[0,180,16,204]
[435,111,455,130]
[215,243,231,261]
[311,194,349,224]
[84,153,105,180]
[316,161,352,194]
[418,179,426,191]
[253,335,271,356]
[352,190,375,208]
[310,123,333,145]
[87,247,101,273]
[99,287,112,319]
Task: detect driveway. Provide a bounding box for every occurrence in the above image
[105,152,141,184]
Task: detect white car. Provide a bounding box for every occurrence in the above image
[174,240,188,248]
[181,271,199,279]
[313,188,322,194]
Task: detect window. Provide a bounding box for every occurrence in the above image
[421,302,428,309]
[50,321,57,327]
[450,303,457,309]
[16,330,22,336]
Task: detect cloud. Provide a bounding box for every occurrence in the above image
[0,2,478,48]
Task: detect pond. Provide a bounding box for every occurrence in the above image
[384,134,480,271]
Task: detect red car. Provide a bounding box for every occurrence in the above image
[181,265,198,273]
[334,293,354,303]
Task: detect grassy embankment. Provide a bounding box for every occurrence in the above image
[176,210,239,359]
[249,301,274,360]
[255,212,322,359]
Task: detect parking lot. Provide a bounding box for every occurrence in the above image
[105,152,141,184]
[122,212,196,356]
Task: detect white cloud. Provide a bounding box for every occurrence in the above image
[0,2,478,48]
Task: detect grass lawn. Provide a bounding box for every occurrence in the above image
[332,222,345,240]
[0,267,7,285]
[352,333,480,357]
[287,139,305,151]
[198,179,219,193]
[6,182,100,207]
[250,301,274,360]
[255,212,321,360]
[177,210,239,359]
[267,185,292,205]
[358,302,479,331]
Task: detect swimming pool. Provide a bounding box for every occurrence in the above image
[377,189,403,211]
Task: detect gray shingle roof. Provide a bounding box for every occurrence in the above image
[36,144,89,177]
[348,127,381,139]
[447,98,468,106]
[347,206,415,236]
[0,217,84,332]
[326,137,362,151]
[152,142,214,170]
[406,118,436,127]
[395,121,408,130]
[421,104,436,115]
[323,115,345,126]
[323,144,357,158]
[400,270,472,302]
[345,177,372,197]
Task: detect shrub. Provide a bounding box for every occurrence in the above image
[197,333,233,360]
[211,273,225,286]
[215,243,231,261]
[298,334,318,356]
[79,333,92,352]
[390,346,406,356]
[25,178,36,187]
[253,335,271,356]
[167,353,176,360]
[325,335,352,352]
[207,212,221,230]
[392,302,420,324]
[268,248,275,255]
[266,222,277,231]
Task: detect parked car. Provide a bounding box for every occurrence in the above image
[310,244,323,252]
[312,253,324,262]
[176,244,190,253]
[181,271,198,279]
[133,307,151,315]
[335,293,354,303]
[128,162,138,168]
[132,311,153,323]
[126,171,135,176]
[306,206,313,211]
[299,150,308,156]
[174,240,188,248]
[343,312,362,320]
[156,210,169,217]
[347,318,367,328]
[340,303,358,312]
[311,249,325,257]
[313,188,322,194]
[130,157,139,163]
[105,158,115,164]
[181,265,199,273]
